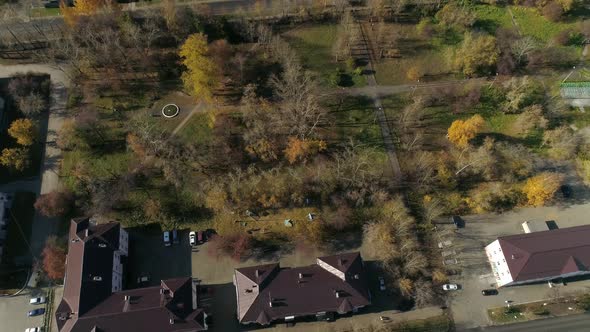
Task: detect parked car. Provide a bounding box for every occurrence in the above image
[451,216,464,228]
[25,327,43,332]
[442,284,458,291]
[378,276,386,291]
[560,184,573,198]
[481,289,498,296]
[29,297,46,305]
[28,308,45,317]
[172,229,179,245]
[189,231,196,246]
[163,231,171,247]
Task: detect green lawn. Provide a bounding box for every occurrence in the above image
[389,315,453,332]
[325,95,384,148]
[62,150,131,192]
[284,25,366,87]
[176,112,214,144]
[30,7,60,18]
[2,192,36,266]
[510,6,578,42]
[473,5,513,33]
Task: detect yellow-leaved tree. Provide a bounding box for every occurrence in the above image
[522,172,563,207]
[447,114,485,148]
[8,118,37,146]
[0,148,30,171]
[179,33,218,102]
[60,0,115,27]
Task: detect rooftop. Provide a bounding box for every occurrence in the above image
[497,225,590,283]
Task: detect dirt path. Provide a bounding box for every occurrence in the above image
[356,18,403,181]
[170,101,205,136]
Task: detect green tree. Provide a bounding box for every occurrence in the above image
[455,33,499,76]
[179,33,218,101]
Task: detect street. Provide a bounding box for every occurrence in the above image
[464,313,590,332]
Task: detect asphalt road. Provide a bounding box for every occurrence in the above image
[464,313,590,332]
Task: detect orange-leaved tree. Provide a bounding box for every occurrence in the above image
[60,0,117,27]
[522,172,563,207]
[447,114,485,148]
[42,236,67,280]
[284,137,327,164]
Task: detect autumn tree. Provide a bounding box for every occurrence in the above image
[284,137,327,164]
[435,3,475,31]
[399,278,414,297]
[406,66,423,82]
[523,172,564,206]
[0,147,30,171]
[8,118,37,146]
[34,191,74,217]
[454,33,499,76]
[60,0,116,27]
[17,93,46,117]
[503,76,545,113]
[179,33,218,101]
[447,114,485,148]
[513,105,548,135]
[42,236,67,280]
[543,126,581,160]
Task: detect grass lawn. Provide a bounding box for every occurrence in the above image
[2,192,36,266]
[30,7,60,18]
[176,112,214,145]
[325,95,384,149]
[284,25,366,87]
[510,6,579,42]
[473,5,513,33]
[61,150,131,192]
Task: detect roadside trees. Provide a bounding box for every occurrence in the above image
[42,236,67,280]
[0,147,30,172]
[522,172,564,206]
[34,191,74,217]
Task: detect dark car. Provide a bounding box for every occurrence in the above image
[172,229,179,245]
[560,184,573,198]
[451,216,464,229]
[481,289,498,296]
[28,308,45,317]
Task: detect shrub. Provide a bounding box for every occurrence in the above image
[543,2,563,22]
[34,191,74,217]
[531,305,550,316]
[577,293,590,311]
[522,172,564,207]
[42,236,67,280]
[207,233,253,262]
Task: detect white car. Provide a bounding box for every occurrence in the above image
[442,284,458,291]
[378,276,386,291]
[29,297,46,305]
[25,327,42,332]
[163,231,171,247]
[189,231,196,246]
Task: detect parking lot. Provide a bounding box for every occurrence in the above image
[125,226,192,289]
[189,239,442,332]
[0,289,47,332]
[438,206,590,330]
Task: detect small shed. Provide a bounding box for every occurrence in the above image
[522,220,550,233]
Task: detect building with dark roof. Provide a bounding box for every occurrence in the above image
[485,225,590,287]
[56,218,207,332]
[233,252,370,326]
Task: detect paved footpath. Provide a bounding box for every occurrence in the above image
[0,64,68,273]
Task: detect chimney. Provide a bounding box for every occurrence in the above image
[85,229,89,237]
[298,273,303,279]
[511,254,516,260]
[169,318,174,325]
[160,288,164,294]
[124,295,130,301]
[269,301,273,307]
[255,269,260,278]
[335,291,340,298]
[354,274,359,279]
[338,259,343,266]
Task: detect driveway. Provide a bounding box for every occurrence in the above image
[0,289,47,332]
[0,64,68,282]
[441,202,590,330]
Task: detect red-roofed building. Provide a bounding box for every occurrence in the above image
[56,218,207,332]
[485,225,590,287]
[233,252,371,326]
